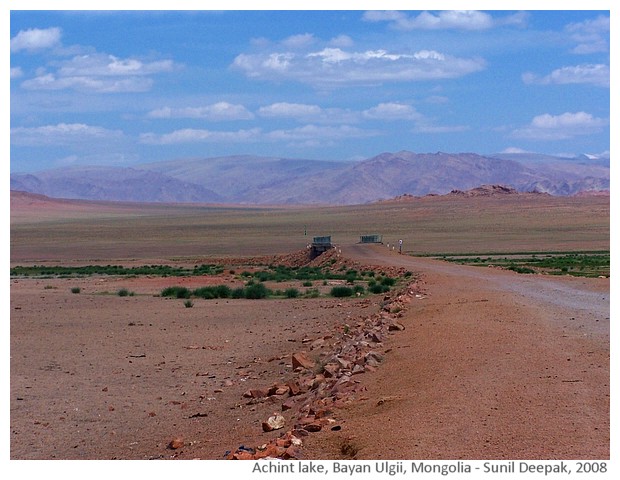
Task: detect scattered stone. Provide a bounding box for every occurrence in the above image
[223,266,421,461]
[388,321,405,331]
[287,380,301,396]
[243,388,269,399]
[168,437,184,450]
[262,414,286,432]
[292,352,315,370]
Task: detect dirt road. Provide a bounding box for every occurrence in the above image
[303,244,610,459]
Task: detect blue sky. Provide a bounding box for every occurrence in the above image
[8,5,611,173]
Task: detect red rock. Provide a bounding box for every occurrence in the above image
[232,451,255,460]
[287,380,301,396]
[168,437,184,449]
[304,423,323,432]
[275,437,292,448]
[283,445,302,459]
[292,352,315,370]
[322,363,340,378]
[243,388,269,398]
[282,398,297,411]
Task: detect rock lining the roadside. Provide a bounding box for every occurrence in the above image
[225,261,424,460]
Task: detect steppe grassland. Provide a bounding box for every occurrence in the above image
[10,195,609,263]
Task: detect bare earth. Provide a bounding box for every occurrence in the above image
[10,244,609,461]
[301,246,609,460]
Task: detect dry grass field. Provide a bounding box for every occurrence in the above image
[10,193,610,263]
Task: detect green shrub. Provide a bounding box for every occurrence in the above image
[193,285,232,299]
[330,286,354,297]
[353,285,365,295]
[161,286,191,299]
[184,299,194,308]
[231,287,245,299]
[302,280,313,287]
[117,288,133,297]
[71,287,81,294]
[285,288,300,298]
[244,282,270,299]
[369,284,390,294]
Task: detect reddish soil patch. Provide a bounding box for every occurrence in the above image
[10,245,609,463]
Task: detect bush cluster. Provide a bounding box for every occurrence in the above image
[161,282,271,300]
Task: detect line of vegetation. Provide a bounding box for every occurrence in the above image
[10,264,224,278]
[160,274,400,301]
[433,251,609,277]
[160,282,272,300]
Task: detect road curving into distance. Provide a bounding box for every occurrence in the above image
[307,243,610,460]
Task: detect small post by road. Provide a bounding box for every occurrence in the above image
[399,239,403,254]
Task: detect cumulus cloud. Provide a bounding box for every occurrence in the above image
[147,102,254,120]
[19,53,177,93]
[11,123,123,146]
[140,124,377,146]
[511,112,607,140]
[257,102,360,124]
[522,64,609,88]
[140,128,262,145]
[328,35,354,48]
[257,102,322,118]
[11,27,62,52]
[22,73,154,93]
[362,10,527,31]
[565,15,609,54]
[362,102,422,120]
[281,33,316,49]
[232,46,485,87]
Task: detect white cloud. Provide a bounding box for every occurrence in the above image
[522,64,609,88]
[257,102,360,124]
[363,10,527,31]
[140,128,262,145]
[57,53,175,77]
[329,35,354,48]
[10,27,62,53]
[265,124,376,142]
[565,15,609,54]
[257,102,322,118]
[500,147,532,154]
[281,33,316,49]
[19,53,177,93]
[140,124,377,146]
[414,124,469,134]
[511,112,607,140]
[147,102,254,120]
[233,46,484,87]
[11,123,123,146]
[362,102,422,121]
[21,73,154,93]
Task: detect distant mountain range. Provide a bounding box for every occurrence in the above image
[10,151,610,205]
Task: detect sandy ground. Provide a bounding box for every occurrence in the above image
[10,243,610,463]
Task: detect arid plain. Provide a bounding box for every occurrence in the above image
[10,191,610,461]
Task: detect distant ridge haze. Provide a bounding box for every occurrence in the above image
[10,151,610,205]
